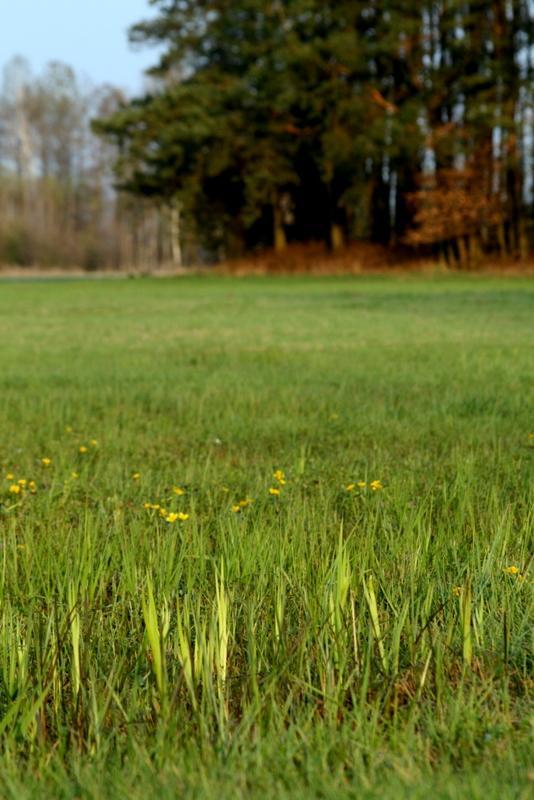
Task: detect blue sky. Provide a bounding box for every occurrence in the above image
[0,0,160,92]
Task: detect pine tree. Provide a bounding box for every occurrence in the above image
[94,0,533,264]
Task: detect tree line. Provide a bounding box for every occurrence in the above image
[1,2,533,270]
[0,57,180,270]
[94,0,533,268]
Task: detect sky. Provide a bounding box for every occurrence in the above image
[0,0,160,93]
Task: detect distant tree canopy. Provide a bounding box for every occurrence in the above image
[0,57,158,270]
[94,0,533,266]
[0,57,184,271]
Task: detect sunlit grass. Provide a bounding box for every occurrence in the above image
[0,275,532,799]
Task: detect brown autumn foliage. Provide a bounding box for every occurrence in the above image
[218,242,394,275]
[218,241,534,276]
[405,136,530,268]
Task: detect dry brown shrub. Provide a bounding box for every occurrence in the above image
[218,242,402,276]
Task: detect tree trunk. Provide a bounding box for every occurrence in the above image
[169,201,183,268]
[330,223,344,251]
[457,236,469,269]
[468,234,483,268]
[273,205,287,252]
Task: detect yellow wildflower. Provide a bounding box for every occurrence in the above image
[172,486,185,495]
[71,472,79,479]
[159,507,168,518]
[18,479,27,487]
[132,472,141,481]
[503,566,520,576]
[9,484,21,494]
[370,480,383,491]
[273,470,286,485]
[90,439,98,447]
[358,481,367,488]
[79,446,88,454]
[166,512,189,523]
[345,483,356,492]
[452,586,462,597]
[5,473,14,480]
[41,458,52,467]
[232,498,253,513]
[29,481,37,493]
[269,487,281,497]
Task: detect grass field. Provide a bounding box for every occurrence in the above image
[0,275,532,798]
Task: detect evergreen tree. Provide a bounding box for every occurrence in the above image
[94,0,533,264]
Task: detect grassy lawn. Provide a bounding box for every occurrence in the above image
[0,274,532,798]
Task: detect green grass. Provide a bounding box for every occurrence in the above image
[0,274,532,799]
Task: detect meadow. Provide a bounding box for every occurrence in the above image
[0,274,532,799]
